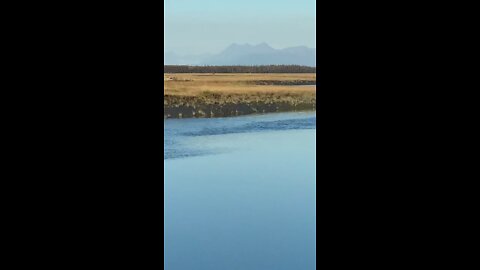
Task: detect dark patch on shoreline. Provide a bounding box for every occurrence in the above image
[164,95,316,119]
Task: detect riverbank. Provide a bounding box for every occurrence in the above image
[164,73,316,118]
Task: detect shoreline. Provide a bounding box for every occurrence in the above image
[164,73,316,119]
[164,99,316,119]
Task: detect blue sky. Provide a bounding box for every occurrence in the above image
[164,0,316,55]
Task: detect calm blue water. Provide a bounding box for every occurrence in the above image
[164,112,316,270]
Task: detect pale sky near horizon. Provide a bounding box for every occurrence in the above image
[164,0,316,55]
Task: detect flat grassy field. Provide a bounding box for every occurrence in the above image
[164,73,316,96]
[164,73,316,118]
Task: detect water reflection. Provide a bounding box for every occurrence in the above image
[164,112,316,270]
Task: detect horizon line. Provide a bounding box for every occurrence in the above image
[165,43,316,55]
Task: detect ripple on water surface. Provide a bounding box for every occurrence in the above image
[164,112,316,160]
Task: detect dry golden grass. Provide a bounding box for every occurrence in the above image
[164,73,316,118]
[164,73,316,97]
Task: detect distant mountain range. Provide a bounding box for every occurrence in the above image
[164,43,316,66]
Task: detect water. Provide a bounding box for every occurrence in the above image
[164,112,316,270]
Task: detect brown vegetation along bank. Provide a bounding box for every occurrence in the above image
[164,73,316,118]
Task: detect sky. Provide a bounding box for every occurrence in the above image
[164,0,316,55]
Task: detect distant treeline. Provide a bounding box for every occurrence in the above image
[164,65,316,73]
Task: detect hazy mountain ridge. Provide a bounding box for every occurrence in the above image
[165,43,316,66]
